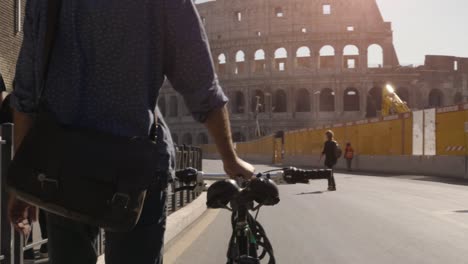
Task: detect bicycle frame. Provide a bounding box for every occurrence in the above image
[227,203,259,264]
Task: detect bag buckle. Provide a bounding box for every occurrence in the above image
[37,173,59,189]
[111,193,130,209]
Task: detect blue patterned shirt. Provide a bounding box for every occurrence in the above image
[12,0,228,174]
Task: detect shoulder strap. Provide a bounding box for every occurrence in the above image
[39,0,62,102]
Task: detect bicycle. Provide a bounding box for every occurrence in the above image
[202,167,334,264]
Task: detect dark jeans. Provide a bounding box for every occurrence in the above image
[346,158,353,171]
[46,183,167,264]
[325,159,337,188]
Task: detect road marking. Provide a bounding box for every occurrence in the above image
[164,209,221,263]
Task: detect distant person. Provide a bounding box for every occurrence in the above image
[319,130,339,191]
[344,142,354,172]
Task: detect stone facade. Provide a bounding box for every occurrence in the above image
[160,0,468,145]
[0,0,24,90]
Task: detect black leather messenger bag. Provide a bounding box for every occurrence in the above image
[7,0,158,231]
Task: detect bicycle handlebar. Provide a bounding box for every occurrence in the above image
[280,167,333,184]
[195,166,334,264]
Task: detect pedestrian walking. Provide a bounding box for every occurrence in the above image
[319,130,339,191]
[8,1,254,264]
[344,142,355,172]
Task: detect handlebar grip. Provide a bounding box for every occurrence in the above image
[175,167,198,184]
[283,167,333,184]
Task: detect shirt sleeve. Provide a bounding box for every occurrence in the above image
[10,1,39,114]
[163,0,228,123]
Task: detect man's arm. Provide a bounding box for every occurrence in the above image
[13,110,33,151]
[163,0,254,178]
[319,143,326,161]
[8,110,36,236]
[204,106,254,178]
[8,0,39,235]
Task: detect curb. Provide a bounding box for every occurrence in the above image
[164,192,207,245]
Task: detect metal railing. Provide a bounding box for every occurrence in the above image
[168,145,203,215]
[0,124,204,264]
[1,124,14,264]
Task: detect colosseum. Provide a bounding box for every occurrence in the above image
[159,0,468,145]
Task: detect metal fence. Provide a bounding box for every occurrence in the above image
[167,145,203,215]
[0,124,204,264]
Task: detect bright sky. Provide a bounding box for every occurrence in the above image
[195,0,468,65]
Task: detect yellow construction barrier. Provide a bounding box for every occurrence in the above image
[436,106,468,156]
[201,105,468,160]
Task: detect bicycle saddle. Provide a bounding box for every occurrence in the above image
[206,179,241,208]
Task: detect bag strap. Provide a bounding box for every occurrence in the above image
[39,0,62,104]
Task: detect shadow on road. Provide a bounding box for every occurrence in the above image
[409,176,468,186]
[296,191,324,195]
[454,210,468,213]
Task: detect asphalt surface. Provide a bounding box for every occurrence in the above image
[166,159,468,264]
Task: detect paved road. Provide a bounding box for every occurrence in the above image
[165,160,468,264]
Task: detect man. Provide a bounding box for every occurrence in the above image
[319,130,337,191]
[8,1,254,264]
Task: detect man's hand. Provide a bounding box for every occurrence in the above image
[11,110,36,235]
[8,195,36,236]
[224,157,255,180]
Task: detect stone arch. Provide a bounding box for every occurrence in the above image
[217,53,227,74]
[368,44,383,68]
[319,88,335,111]
[454,92,463,104]
[251,89,265,113]
[233,91,245,114]
[181,101,190,116]
[182,133,193,145]
[343,45,360,69]
[343,87,360,111]
[197,133,209,145]
[172,134,179,145]
[296,46,312,68]
[235,50,245,62]
[274,47,288,71]
[254,49,266,73]
[274,7,284,17]
[235,50,246,74]
[428,89,444,108]
[366,87,382,117]
[396,87,410,107]
[158,97,166,117]
[169,96,178,117]
[319,45,335,69]
[233,132,246,142]
[273,90,287,113]
[296,88,311,112]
